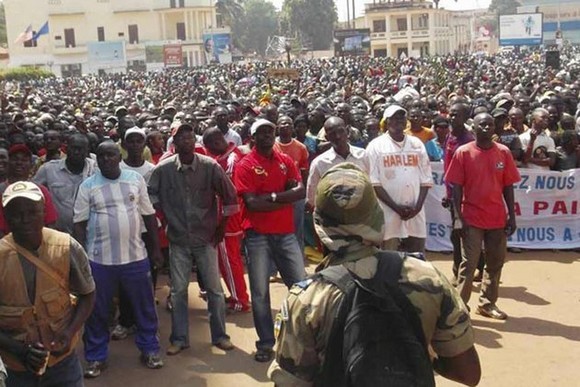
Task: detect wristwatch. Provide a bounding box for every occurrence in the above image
[270,192,277,202]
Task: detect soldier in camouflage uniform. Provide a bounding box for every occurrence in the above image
[268,163,481,387]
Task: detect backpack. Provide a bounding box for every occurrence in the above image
[314,251,436,387]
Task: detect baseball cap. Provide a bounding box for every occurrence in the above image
[491,108,508,118]
[171,122,194,137]
[2,181,45,207]
[382,105,407,119]
[124,127,146,140]
[371,94,386,106]
[115,106,128,115]
[250,118,276,136]
[8,144,32,157]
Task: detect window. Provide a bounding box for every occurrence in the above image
[97,27,105,42]
[176,22,186,41]
[170,0,176,7]
[374,49,387,57]
[128,24,139,44]
[64,28,76,48]
[396,18,407,31]
[373,20,386,33]
[179,0,184,7]
[23,32,38,48]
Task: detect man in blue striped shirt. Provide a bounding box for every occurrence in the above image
[73,141,164,378]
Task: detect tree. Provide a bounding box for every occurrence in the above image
[235,0,278,56]
[0,3,6,46]
[489,0,521,15]
[281,0,337,51]
[215,0,245,28]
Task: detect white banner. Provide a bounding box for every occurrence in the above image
[425,163,580,251]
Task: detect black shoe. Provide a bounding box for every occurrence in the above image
[84,361,107,378]
[254,348,273,362]
[141,352,164,369]
[476,304,508,320]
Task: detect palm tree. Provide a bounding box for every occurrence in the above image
[215,0,245,28]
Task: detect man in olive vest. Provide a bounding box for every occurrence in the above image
[0,182,95,387]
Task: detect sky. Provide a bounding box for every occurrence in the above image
[269,0,492,21]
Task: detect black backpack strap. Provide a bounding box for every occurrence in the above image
[315,265,356,387]
[373,251,430,351]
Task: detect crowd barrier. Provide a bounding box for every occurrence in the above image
[425,163,580,251]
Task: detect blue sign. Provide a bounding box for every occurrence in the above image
[87,41,126,65]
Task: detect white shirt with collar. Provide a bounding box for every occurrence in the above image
[306,145,369,206]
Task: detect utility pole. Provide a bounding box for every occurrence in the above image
[346,0,350,28]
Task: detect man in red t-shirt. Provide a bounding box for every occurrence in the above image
[274,115,309,258]
[445,113,520,320]
[234,119,306,363]
[0,144,58,237]
[203,127,250,313]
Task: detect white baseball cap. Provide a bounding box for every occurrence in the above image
[382,105,407,119]
[2,181,45,207]
[124,126,147,140]
[250,118,276,136]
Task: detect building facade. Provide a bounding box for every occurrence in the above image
[364,0,458,58]
[5,0,219,76]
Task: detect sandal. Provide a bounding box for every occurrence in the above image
[254,348,273,363]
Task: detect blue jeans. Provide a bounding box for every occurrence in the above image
[293,199,306,259]
[169,243,228,346]
[84,259,160,362]
[7,354,82,387]
[244,230,305,350]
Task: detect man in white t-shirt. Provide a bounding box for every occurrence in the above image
[307,117,369,208]
[519,108,556,170]
[120,127,156,183]
[367,105,433,253]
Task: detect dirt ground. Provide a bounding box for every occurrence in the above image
[83,250,580,387]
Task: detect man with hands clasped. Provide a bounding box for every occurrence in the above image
[366,105,433,253]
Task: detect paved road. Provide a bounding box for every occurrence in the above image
[83,250,580,387]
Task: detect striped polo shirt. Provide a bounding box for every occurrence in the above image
[73,169,155,265]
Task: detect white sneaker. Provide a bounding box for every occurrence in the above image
[111,324,134,340]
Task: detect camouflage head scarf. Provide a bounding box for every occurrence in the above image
[314,163,384,270]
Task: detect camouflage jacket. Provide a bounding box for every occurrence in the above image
[268,255,474,386]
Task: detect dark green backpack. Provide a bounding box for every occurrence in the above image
[315,251,435,387]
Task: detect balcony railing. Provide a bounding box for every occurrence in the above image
[365,0,434,12]
[52,44,87,55]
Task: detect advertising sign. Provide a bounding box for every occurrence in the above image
[87,41,126,66]
[163,44,183,66]
[203,32,232,64]
[333,29,371,56]
[499,13,544,46]
[267,68,300,80]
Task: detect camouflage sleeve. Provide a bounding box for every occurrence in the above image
[268,281,342,386]
[430,267,474,358]
[399,258,474,359]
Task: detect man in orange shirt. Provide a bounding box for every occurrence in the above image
[275,116,309,257]
[405,107,436,144]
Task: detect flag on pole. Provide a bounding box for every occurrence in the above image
[32,21,49,41]
[14,24,33,44]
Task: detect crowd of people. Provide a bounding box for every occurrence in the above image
[0,45,579,386]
